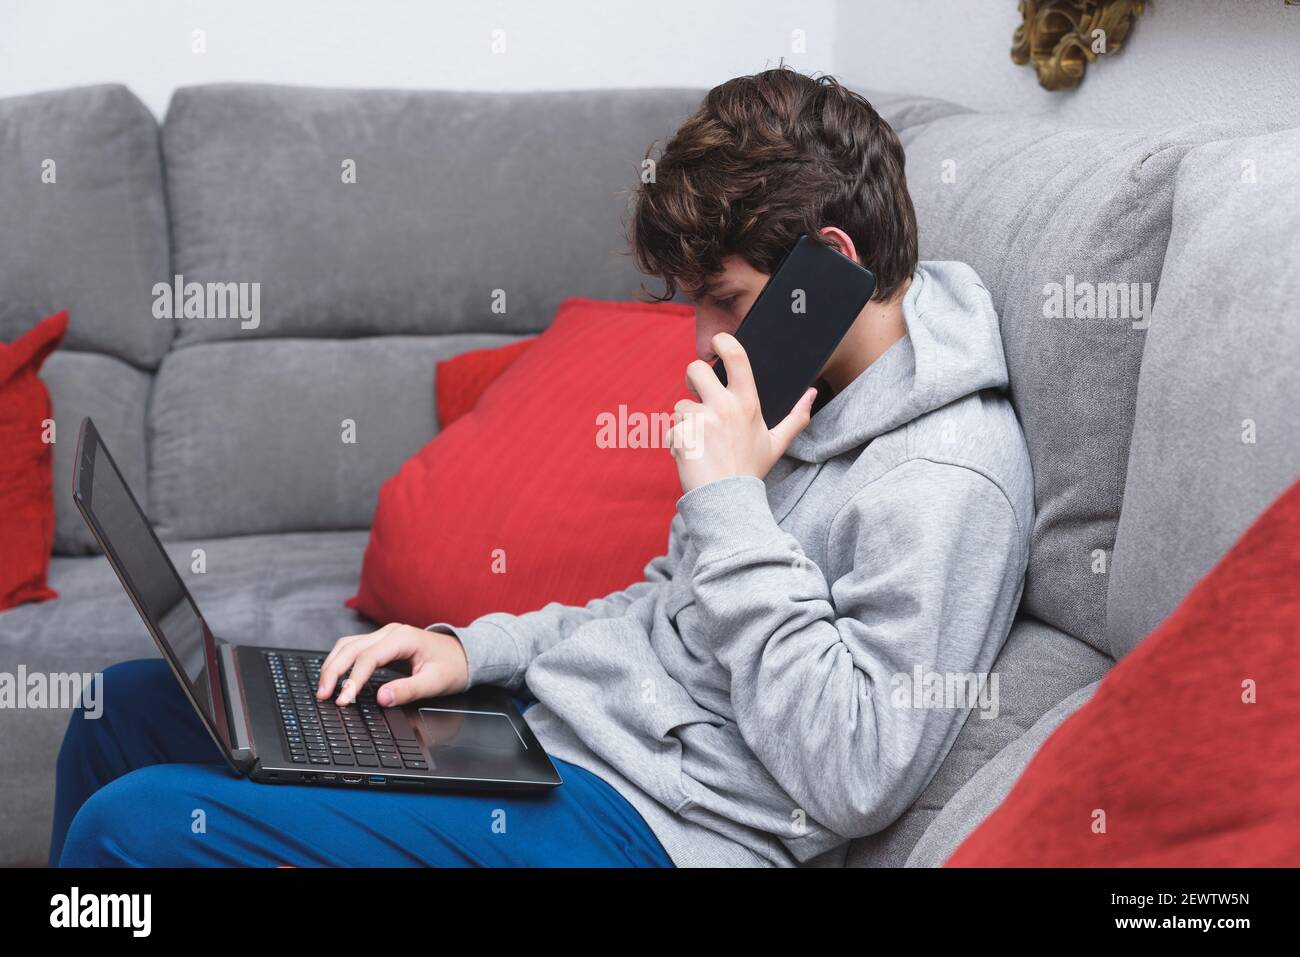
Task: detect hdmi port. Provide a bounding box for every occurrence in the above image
[341,774,363,784]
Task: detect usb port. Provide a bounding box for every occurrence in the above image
[367,775,386,785]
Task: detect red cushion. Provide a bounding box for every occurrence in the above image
[0,311,68,611]
[948,479,1300,867]
[435,337,535,429]
[349,297,695,627]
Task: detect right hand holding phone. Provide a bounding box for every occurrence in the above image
[669,332,818,494]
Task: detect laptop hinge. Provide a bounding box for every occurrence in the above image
[218,642,257,766]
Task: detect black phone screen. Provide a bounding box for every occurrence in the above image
[712,235,877,428]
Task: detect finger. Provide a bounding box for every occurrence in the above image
[337,632,422,706]
[684,359,727,405]
[377,661,444,707]
[321,629,377,673]
[712,333,756,402]
[317,628,387,698]
[667,401,704,456]
[671,399,704,438]
[666,421,684,457]
[768,387,818,452]
[667,420,699,459]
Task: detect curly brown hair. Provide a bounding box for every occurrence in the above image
[628,66,918,303]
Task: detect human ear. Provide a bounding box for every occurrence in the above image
[817,225,859,264]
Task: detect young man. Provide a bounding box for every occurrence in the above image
[51,68,1032,868]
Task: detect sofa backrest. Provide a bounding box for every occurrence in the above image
[895,113,1235,652]
[1106,125,1300,659]
[160,84,711,344]
[4,81,967,554]
[0,84,170,555]
[147,84,707,540]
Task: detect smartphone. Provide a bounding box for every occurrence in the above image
[713,235,877,428]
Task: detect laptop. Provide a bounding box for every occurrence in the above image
[72,417,562,791]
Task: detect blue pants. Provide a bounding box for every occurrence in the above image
[51,659,673,867]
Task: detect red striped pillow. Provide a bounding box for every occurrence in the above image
[350,298,695,627]
[435,337,535,429]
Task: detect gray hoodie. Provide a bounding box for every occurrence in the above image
[428,261,1034,867]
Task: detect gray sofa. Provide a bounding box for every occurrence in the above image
[1,82,1295,867]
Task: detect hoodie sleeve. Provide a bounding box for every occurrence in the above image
[674,462,1027,838]
[425,514,686,692]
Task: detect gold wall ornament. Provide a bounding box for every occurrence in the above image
[1012,0,1146,91]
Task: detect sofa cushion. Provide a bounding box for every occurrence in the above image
[161,84,705,344]
[843,614,1110,867]
[906,680,1100,866]
[0,530,372,662]
[0,85,172,368]
[0,529,372,866]
[897,114,1225,653]
[1107,127,1300,660]
[148,334,519,540]
[41,350,152,555]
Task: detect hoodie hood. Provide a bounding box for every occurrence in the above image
[784,261,1009,464]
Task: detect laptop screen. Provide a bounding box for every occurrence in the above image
[74,419,233,757]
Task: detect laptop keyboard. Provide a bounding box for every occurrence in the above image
[265,651,430,771]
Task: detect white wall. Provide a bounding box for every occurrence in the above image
[0,0,836,117]
[832,0,1300,130]
[3,0,1298,131]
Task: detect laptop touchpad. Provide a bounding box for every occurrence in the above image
[417,708,526,752]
